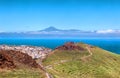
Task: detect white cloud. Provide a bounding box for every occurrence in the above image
[96,29,120,34]
[28,31,64,35]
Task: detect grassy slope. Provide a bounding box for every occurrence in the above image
[43,43,120,78]
[0,67,46,78]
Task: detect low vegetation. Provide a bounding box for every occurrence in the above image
[0,68,45,78]
[0,42,120,78]
[43,43,120,78]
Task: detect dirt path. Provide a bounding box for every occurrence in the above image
[46,46,93,68]
[86,47,92,56]
[80,46,93,61]
[38,61,53,78]
[44,46,93,77]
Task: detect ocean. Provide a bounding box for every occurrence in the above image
[0,38,120,54]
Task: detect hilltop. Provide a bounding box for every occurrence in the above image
[43,42,120,78]
[0,42,120,78]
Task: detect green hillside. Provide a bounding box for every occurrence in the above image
[43,43,120,78]
[0,68,46,78]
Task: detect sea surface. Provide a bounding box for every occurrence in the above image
[0,38,120,54]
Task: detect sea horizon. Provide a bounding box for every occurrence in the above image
[0,38,120,54]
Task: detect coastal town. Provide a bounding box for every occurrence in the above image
[0,45,52,59]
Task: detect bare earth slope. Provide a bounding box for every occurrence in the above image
[0,50,46,78]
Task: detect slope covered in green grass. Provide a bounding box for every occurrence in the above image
[0,68,46,78]
[43,43,120,78]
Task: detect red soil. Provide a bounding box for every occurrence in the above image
[55,42,85,51]
[0,50,41,69]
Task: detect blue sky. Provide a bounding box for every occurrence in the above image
[0,0,120,32]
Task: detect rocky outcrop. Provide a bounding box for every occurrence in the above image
[55,42,85,51]
[0,50,15,69]
[0,50,41,69]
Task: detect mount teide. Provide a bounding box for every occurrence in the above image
[0,26,120,38]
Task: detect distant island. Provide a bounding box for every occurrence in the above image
[0,42,120,78]
[0,0,120,78]
[0,26,120,38]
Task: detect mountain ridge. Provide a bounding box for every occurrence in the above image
[0,26,120,38]
[43,42,120,78]
[1,26,120,33]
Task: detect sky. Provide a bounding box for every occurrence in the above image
[0,0,120,32]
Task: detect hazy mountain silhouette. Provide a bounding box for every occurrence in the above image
[0,26,120,38]
[40,26,61,31]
